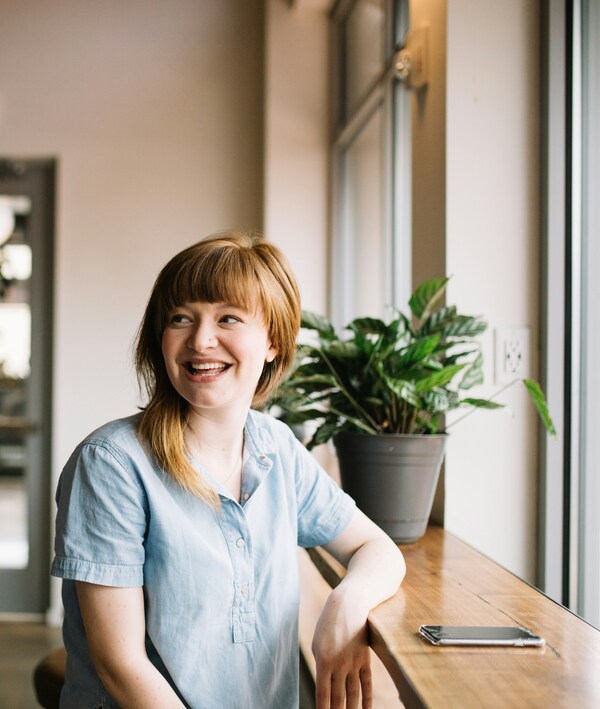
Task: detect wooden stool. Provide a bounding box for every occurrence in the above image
[32,646,66,709]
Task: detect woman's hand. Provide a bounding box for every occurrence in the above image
[313,508,406,708]
[312,587,373,709]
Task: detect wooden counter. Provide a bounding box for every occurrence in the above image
[307,526,600,708]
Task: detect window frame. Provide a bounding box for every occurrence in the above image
[329,0,411,327]
[540,0,600,627]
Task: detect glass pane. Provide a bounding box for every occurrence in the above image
[343,106,384,320]
[0,466,28,569]
[394,0,410,47]
[578,0,600,626]
[343,0,385,118]
[0,228,31,569]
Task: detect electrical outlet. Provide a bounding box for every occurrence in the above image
[494,328,531,385]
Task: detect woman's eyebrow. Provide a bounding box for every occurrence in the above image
[219,301,256,312]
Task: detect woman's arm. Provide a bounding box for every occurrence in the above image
[76,582,186,709]
[312,509,406,709]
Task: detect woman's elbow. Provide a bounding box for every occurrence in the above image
[91,652,144,699]
[384,534,406,589]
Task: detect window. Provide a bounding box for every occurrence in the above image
[541,0,600,627]
[575,0,600,626]
[330,0,410,326]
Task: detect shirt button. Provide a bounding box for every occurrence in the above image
[243,492,249,501]
[241,584,249,595]
[259,455,266,461]
[236,538,245,548]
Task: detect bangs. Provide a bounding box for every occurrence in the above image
[159,246,265,322]
[137,231,302,414]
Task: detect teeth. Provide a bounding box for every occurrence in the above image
[189,362,227,371]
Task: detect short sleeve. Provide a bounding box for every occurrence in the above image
[51,440,148,587]
[292,437,356,548]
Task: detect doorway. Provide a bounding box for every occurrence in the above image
[0,159,55,615]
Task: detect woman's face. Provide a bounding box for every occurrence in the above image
[161,301,277,420]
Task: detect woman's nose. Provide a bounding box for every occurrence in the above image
[187,323,217,351]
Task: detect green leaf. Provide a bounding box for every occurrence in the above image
[447,390,461,410]
[439,315,487,339]
[301,311,336,339]
[306,420,340,449]
[418,305,457,336]
[398,335,440,366]
[382,376,421,407]
[286,373,338,394]
[398,312,415,338]
[523,379,557,437]
[323,340,362,359]
[422,358,444,371]
[288,373,337,385]
[460,352,484,390]
[409,277,449,320]
[415,363,465,392]
[460,397,504,409]
[422,388,451,413]
[441,347,479,365]
[374,316,407,350]
[327,406,381,434]
[277,408,327,424]
[347,317,387,337]
[413,414,439,434]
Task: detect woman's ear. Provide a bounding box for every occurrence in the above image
[265,348,277,364]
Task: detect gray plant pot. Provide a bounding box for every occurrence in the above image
[334,432,448,543]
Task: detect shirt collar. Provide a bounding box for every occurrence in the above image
[243,409,277,464]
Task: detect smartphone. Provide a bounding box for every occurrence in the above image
[419,625,545,647]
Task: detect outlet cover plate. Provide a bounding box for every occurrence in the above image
[494,327,531,385]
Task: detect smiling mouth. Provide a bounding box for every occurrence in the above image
[184,362,231,377]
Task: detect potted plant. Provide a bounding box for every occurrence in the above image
[272,277,556,543]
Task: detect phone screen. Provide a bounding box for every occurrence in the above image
[419,625,545,646]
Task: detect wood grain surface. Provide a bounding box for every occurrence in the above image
[308,526,600,708]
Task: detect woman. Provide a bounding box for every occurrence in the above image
[52,231,405,709]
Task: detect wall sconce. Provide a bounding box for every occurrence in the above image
[0,201,15,246]
[0,195,32,245]
[393,24,430,89]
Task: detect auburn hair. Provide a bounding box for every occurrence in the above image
[134,231,301,506]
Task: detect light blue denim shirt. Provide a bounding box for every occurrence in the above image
[51,410,355,709]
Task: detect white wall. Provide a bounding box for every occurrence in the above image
[0,0,265,618]
[444,0,541,582]
[264,0,330,314]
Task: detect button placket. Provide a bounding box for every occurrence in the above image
[225,509,255,643]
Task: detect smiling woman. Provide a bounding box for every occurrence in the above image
[135,231,301,506]
[50,230,405,709]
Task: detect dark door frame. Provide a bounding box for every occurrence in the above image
[0,158,55,615]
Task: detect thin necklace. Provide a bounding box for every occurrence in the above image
[219,450,242,487]
[187,425,244,487]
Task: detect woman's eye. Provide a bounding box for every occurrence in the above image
[220,315,240,325]
[170,313,191,325]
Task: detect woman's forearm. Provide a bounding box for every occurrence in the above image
[95,656,185,709]
[335,535,405,615]
[75,583,186,709]
[312,512,405,708]
[314,534,404,667]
